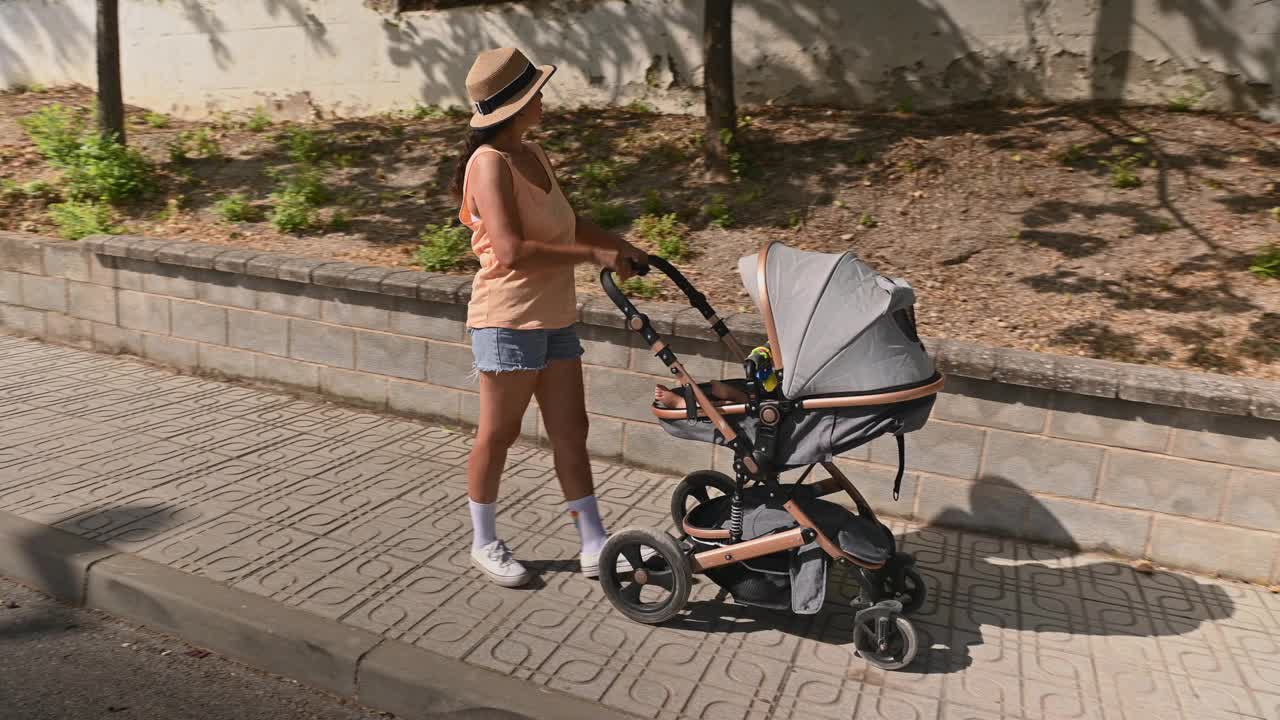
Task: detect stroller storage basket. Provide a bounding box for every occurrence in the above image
[686,491,793,610]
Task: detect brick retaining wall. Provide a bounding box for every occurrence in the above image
[2,231,1278,583]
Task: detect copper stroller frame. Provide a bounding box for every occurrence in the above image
[603,243,943,576]
[598,243,943,669]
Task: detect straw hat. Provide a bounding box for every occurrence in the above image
[465,48,555,129]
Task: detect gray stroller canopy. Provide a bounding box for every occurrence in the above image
[738,245,935,399]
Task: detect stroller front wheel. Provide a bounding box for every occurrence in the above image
[853,602,919,671]
[599,527,691,624]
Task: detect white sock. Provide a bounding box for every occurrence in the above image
[469,499,497,551]
[568,494,608,556]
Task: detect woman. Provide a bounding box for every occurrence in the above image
[451,47,648,587]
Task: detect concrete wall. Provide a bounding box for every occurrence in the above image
[2,230,1278,584]
[1,0,1276,119]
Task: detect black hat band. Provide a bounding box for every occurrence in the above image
[473,62,537,116]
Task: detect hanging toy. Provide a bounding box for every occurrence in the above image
[748,346,779,393]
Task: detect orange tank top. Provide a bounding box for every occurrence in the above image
[460,143,578,330]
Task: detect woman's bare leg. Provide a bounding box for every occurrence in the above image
[468,370,540,504]
[535,358,593,501]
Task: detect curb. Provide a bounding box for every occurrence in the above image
[0,510,642,720]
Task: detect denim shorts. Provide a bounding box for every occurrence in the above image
[469,326,584,373]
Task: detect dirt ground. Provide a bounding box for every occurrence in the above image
[2,86,1277,379]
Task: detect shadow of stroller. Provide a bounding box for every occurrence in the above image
[666,477,1236,675]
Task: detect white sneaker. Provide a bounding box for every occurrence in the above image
[581,544,659,579]
[471,540,531,588]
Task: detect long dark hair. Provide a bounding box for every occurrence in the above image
[449,120,511,202]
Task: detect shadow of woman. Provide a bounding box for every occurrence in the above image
[662,476,1237,676]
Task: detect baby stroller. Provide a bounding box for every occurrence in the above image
[597,242,945,670]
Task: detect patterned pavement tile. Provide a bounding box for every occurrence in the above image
[2,335,1279,720]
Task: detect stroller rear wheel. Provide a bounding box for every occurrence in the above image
[670,471,735,538]
[853,602,918,671]
[599,528,691,624]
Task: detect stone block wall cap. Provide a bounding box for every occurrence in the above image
[14,233,1274,421]
[311,262,365,288]
[380,270,425,298]
[277,257,331,284]
[79,235,112,253]
[177,244,226,269]
[212,249,263,274]
[1250,381,1280,421]
[1118,364,1187,407]
[244,253,294,279]
[579,297,625,329]
[344,267,399,294]
[121,236,176,262]
[674,306,720,342]
[632,300,683,334]
[1051,355,1119,399]
[991,347,1057,391]
[416,274,468,303]
[1180,371,1252,416]
[934,337,996,380]
[97,235,136,256]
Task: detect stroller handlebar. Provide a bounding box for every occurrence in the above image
[599,255,744,360]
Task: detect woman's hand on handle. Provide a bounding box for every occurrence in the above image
[618,241,649,273]
[592,247,635,281]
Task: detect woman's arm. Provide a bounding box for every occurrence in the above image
[471,152,629,276]
[574,213,649,268]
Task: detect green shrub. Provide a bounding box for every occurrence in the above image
[1055,144,1088,165]
[214,193,262,222]
[1103,155,1142,189]
[328,209,352,231]
[48,200,118,240]
[1167,80,1207,112]
[62,134,154,203]
[19,104,90,166]
[410,103,447,120]
[414,223,471,271]
[267,167,331,233]
[626,100,655,114]
[579,160,620,193]
[589,200,628,229]
[190,129,222,158]
[143,112,170,128]
[617,276,659,298]
[20,179,57,199]
[642,189,665,215]
[633,213,688,261]
[269,191,315,233]
[1250,245,1280,280]
[281,167,331,206]
[702,194,733,228]
[21,106,153,203]
[283,127,329,164]
[245,108,272,133]
[168,128,222,162]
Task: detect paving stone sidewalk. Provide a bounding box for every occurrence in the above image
[0,333,1276,720]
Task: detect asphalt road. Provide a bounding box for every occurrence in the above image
[0,576,531,720]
